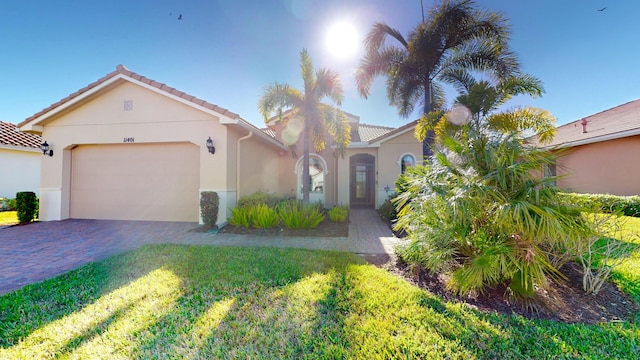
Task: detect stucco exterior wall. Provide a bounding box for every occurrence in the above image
[37,81,231,223]
[337,148,377,207]
[234,128,281,198]
[556,135,640,196]
[0,147,41,198]
[376,130,422,207]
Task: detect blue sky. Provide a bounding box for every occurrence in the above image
[1,0,638,129]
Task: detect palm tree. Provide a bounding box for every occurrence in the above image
[355,0,520,158]
[259,48,350,204]
[433,72,557,143]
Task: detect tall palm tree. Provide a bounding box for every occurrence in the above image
[259,48,350,204]
[355,0,520,157]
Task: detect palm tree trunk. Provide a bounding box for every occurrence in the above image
[423,82,434,159]
[302,120,310,205]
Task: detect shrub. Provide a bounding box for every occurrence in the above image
[328,205,349,222]
[237,191,291,209]
[277,199,325,229]
[250,203,280,229]
[16,192,37,224]
[1,198,17,211]
[229,206,252,227]
[559,192,640,217]
[200,191,219,228]
[378,195,398,222]
[395,131,593,300]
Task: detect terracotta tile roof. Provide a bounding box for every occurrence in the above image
[354,123,395,142]
[261,127,276,138]
[539,99,640,147]
[20,64,240,127]
[0,121,41,148]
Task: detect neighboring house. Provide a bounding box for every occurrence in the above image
[0,121,42,199]
[538,99,640,196]
[18,65,421,224]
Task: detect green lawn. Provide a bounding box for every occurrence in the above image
[1,243,639,359]
[0,211,18,226]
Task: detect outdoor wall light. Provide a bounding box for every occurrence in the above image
[206,137,216,155]
[41,141,53,157]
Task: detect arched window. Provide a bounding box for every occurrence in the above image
[400,154,415,174]
[294,154,327,205]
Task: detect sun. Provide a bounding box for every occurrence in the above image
[325,21,359,59]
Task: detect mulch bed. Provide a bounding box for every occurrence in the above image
[384,258,639,324]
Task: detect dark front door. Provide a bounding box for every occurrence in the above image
[350,154,375,208]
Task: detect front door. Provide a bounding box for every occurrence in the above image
[350,154,375,208]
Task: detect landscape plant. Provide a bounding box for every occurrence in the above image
[199,191,219,228]
[15,192,37,224]
[277,199,324,229]
[328,205,348,222]
[250,203,280,229]
[395,129,594,300]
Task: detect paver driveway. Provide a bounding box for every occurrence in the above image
[0,209,400,295]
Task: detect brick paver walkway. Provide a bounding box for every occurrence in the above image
[0,209,400,295]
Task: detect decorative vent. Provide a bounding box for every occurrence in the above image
[124,100,134,111]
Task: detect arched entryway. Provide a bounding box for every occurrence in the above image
[295,154,327,206]
[349,154,375,208]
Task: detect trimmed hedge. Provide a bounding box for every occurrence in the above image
[559,192,640,217]
[200,191,219,227]
[16,192,38,224]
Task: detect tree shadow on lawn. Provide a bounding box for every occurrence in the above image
[2,245,639,358]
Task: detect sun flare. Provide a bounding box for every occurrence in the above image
[325,21,359,59]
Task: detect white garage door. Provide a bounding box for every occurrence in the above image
[70,143,200,221]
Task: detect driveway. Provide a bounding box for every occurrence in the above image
[0,209,400,295]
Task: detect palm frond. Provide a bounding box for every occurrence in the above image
[258,83,304,122]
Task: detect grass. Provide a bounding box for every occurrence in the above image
[1,244,639,359]
[0,211,18,226]
[603,215,640,303]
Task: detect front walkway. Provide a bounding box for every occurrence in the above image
[0,209,401,295]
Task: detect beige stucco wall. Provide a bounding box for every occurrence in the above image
[556,135,640,196]
[233,128,282,198]
[0,147,41,198]
[376,130,422,206]
[36,80,232,224]
[337,148,377,207]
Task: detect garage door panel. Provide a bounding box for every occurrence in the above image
[70,143,200,221]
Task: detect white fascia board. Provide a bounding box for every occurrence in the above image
[233,118,288,150]
[546,128,640,149]
[368,125,415,147]
[0,144,41,153]
[18,124,44,134]
[343,141,378,149]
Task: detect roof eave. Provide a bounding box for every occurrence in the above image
[544,128,640,149]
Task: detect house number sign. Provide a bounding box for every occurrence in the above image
[123,137,135,143]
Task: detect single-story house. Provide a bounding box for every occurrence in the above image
[0,121,42,199]
[539,98,640,196]
[18,65,422,224]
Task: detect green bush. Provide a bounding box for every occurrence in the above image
[378,195,398,222]
[277,200,325,229]
[250,203,280,228]
[229,206,252,227]
[200,191,219,227]
[237,191,291,209]
[16,192,37,224]
[328,205,349,222]
[559,192,640,217]
[1,198,17,211]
